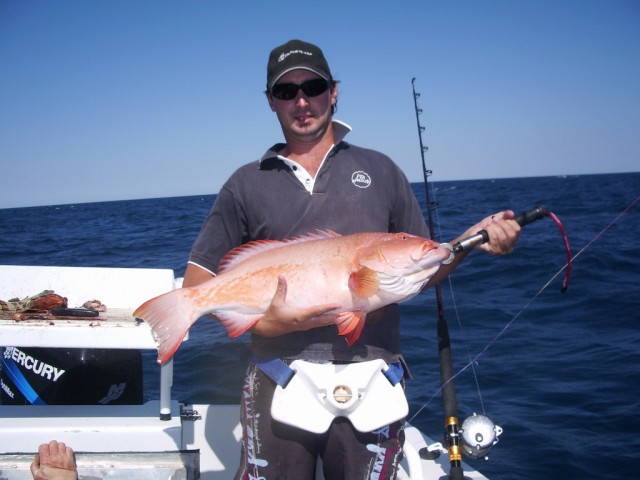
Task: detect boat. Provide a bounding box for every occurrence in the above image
[0,264,490,479]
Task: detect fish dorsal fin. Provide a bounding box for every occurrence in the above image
[285,229,341,243]
[348,267,380,298]
[218,230,341,273]
[218,239,285,273]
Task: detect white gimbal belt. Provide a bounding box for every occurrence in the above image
[259,358,408,434]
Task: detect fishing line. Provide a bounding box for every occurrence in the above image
[409,195,640,423]
[429,184,488,415]
[569,194,639,264]
[445,274,487,416]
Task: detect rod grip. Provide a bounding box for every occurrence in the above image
[449,206,547,254]
[514,205,547,227]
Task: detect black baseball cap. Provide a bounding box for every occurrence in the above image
[266,39,332,90]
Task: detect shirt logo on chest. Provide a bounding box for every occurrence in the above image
[352,171,372,189]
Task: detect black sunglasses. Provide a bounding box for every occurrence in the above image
[270,78,331,100]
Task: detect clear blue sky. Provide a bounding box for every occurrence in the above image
[2,0,638,208]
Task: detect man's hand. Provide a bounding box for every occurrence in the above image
[426,210,522,288]
[250,275,341,337]
[30,440,77,480]
[464,210,521,255]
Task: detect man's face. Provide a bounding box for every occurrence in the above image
[267,69,338,145]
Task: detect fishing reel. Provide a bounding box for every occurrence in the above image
[459,413,502,461]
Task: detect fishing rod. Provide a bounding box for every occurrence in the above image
[441,206,572,292]
[410,78,572,477]
[412,77,466,479]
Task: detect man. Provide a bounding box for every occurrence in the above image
[184,39,519,479]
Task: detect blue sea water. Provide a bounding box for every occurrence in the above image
[1,172,639,479]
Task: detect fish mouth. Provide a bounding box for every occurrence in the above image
[412,242,451,264]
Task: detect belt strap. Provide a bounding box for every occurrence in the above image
[252,355,404,388]
[383,362,405,386]
[252,355,295,388]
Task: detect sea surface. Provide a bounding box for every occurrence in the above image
[1,172,638,479]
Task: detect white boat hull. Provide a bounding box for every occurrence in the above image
[0,265,488,479]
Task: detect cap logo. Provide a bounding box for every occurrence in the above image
[278,49,313,62]
[351,171,372,188]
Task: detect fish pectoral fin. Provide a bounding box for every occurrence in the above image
[348,267,380,298]
[335,310,366,336]
[214,311,262,338]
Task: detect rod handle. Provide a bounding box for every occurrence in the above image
[447,206,547,255]
[514,205,547,227]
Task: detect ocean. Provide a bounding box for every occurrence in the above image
[1,172,638,479]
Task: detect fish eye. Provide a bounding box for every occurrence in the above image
[396,233,410,240]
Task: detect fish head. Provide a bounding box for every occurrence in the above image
[359,233,449,274]
[357,233,450,297]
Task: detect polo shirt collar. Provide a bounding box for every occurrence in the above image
[259,120,352,164]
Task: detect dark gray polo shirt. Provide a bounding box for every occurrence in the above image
[189,121,428,362]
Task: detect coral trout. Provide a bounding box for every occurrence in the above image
[134,231,450,364]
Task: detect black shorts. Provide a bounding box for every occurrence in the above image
[234,363,406,480]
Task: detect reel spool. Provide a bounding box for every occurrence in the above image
[460,413,503,460]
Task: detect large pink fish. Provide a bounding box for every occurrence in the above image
[134,231,450,364]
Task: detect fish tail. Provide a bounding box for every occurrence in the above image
[133,288,200,364]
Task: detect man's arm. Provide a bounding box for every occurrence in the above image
[183,263,215,288]
[427,210,521,288]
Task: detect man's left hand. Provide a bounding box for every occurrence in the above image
[466,210,521,255]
